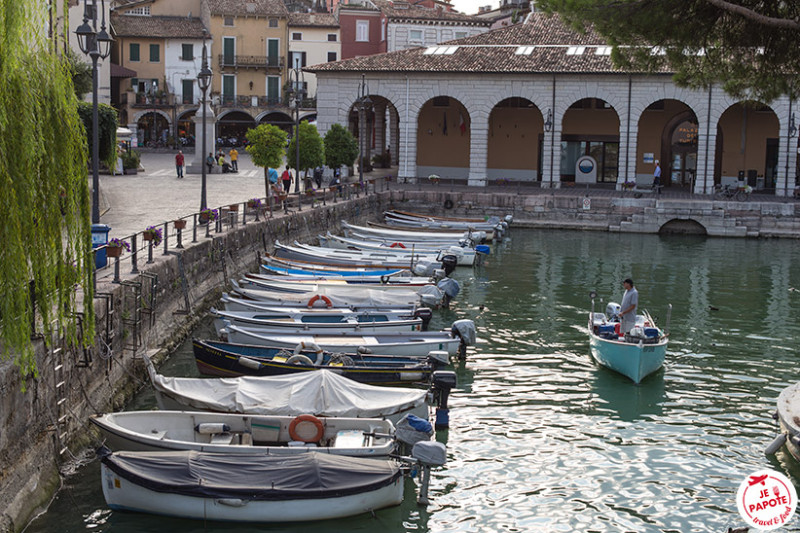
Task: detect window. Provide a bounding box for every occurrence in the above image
[181,79,194,104]
[269,18,278,27]
[327,51,337,62]
[455,31,468,39]
[130,77,138,90]
[222,75,235,105]
[327,33,337,42]
[559,139,619,183]
[149,44,159,62]
[181,43,193,60]
[125,6,150,15]
[289,51,306,69]
[409,29,422,42]
[267,39,280,67]
[129,43,140,61]
[223,37,235,65]
[267,76,280,104]
[292,32,302,40]
[356,20,369,42]
[224,16,234,26]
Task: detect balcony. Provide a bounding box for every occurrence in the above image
[218,54,283,70]
[217,94,283,108]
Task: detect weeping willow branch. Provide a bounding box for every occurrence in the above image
[0,1,95,382]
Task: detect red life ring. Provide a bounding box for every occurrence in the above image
[288,414,325,443]
[307,294,333,308]
[390,242,406,249]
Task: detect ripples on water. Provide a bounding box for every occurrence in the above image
[25,229,800,532]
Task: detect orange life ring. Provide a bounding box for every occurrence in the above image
[307,294,333,308]
[390,242,406,249]
[288,414,325,443]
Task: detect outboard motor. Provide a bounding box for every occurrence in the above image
[437,277,460,308]
[413,307,433,330]
[413,260,437,278]
[440,254,458,277]
[474,244,491,266]
[430,370,457,429]
[605,302,621,320]
[504,214,513,225]
[450,319,476,360]
[411,441,447,506]
[494,223,505,240]
[395,413,433,455]
[418,285,445,308]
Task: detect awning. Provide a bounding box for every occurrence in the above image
[111,63,137,78]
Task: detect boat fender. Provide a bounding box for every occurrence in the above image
[286,354,315,366]
[381,275,389,284]
[237,356,262,370]
[288,414,325,443]
[294,341,324,365]
[307,294,333,308]
[390,241,406,248]
[217,498,248,507]
[443,198,454,209]
[765,433,787,455]
[357,346,372,354]
[196,423,231,435]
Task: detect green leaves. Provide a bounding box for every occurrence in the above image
[286,120,324,173]
[323,123,359,170]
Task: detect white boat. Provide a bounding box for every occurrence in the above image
[767,382,800,460]
[318,233,480,265]
[275,240,473,267]
[384,210,507,233]
[239,275,434,293]
[344,220,487,243]
[91,410,396,457]
[262,252,412,273]
[587,295,670,384]
[223,319,476,358]
[219,292,421,313]
[100,450,406,522]
[211,308,425,336]
[143,355,433,423]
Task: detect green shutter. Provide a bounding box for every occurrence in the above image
[223,38,235,64]
[267,39,279,67]
[182,79,194,104]
[130,43,139,61]
[149,44,159,62]
[267,77,279,102]
[223,75,235,100]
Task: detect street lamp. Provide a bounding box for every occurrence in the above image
[357,73,372,184]
[197,32,212,212]
[288,57,305,196]
[75,0,113,224]
[150,80,158,146]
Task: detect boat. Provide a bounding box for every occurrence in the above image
[192,338,439,384]
[349,220,490,242]
[239,274,434,292]
[211,308,425,336]
[387,209,512,227]
[262,252,412,273]
[143,353,437,422]
[223,319,476,358]
[100,449,406,522]
[318,233,483,265]
[274,240,473,268]
[587,293,670,384]
[91,410,396,457]
[384,210,507,234]
[259,264,409,279]
[212,305,431,328]
[219,292,423,314]
[766,382,800,459]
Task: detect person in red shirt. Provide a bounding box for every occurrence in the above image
[175,150,184,178]
[281,165,292,193]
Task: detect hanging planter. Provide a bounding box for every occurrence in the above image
[142,225,163,246]
[199,208,218,224]
[106,238,130,258]
[173,219,187,230]
[228,203,239,212]
[247,198,263,209]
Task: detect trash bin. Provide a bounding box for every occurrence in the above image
[92,224,111,269]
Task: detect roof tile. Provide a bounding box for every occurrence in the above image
[110,14,207,39]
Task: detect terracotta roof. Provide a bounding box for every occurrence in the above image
[308,12,669,75]
[288,12,339,28]
[110,14,207,38]
[206,0,288,17]
[371,0,489,25]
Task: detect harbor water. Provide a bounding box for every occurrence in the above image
[25,229,800,532]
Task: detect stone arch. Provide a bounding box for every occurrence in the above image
[135,109,171,145]
[634,99,699,189]
[416,95,470,179]
[487,97,545,182]
[216,110,256,146]
[659,218,708,235]
[560,97,621,184]
[257,111,293,133]
[715,101,780,190]
[176,109,198,147]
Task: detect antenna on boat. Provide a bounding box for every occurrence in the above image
[589,290,597,316]
[664,303,672,336]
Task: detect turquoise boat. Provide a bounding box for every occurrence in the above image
[587,294,670,384]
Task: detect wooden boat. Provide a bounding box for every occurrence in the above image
[91,410,396,457]
[192,339,438,384]
[587,295,670,384]
[143,353,432,422]
[766,382,800,459]
[211,308,425,336]
[223,321,473,358]
[318,233,480,265]
[100,449,405,522]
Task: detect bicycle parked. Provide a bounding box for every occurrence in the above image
[714,183,751,202]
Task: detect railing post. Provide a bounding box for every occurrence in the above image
[162,222,169,255]
[192,213,198,243]
[130,234,139,274]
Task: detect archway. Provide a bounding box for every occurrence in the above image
[416,96,470,179]
[217,110,256,147]
[637,100,698,189]
[487,97,543,182]
[176,109,197,147]
[659,219,707,235]
[714,102,779,190]
[136,110,170,147]
[560,98,620,184]
[258,111,293,134]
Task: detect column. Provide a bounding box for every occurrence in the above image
[398,111,417,183]
[540,126,560,188]
[187,101,216,174]
[389,106,400,166]
[467,113,488,187]
[373,102,386,159]
[694,125,714,195]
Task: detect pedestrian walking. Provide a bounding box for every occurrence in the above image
[313,166,323,189]
[175,150,184,178]
[281,165,292,194]
[229,148,238,172]
[206,153,215,174]
[653,160,661,194]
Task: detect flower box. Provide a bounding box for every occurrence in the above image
[107,246,123,258]
[174,219,187,230]
[228,203,239,212]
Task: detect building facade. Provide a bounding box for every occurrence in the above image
[310,14,799,196]
[288,12,341,101]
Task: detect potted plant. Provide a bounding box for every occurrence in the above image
[106,238,130,258]
[173,219,187,230]
[121,150,140,174]
[142,225,163,246]
[228,203,239,212]
[199,208,218,224]
[247,197,263,210]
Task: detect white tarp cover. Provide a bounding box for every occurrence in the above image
[147,358,427,418]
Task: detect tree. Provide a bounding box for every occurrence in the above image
[538,0,800,102]
[245,124,286,199]
[0,1,95,381]
[286,120,325,187]
[65,48,92,100]
[76,101,118,171]
[323,123,359,172]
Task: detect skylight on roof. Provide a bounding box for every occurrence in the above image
[566,46,586,56]
[425,46,458,55]
[595,46,612,56]
[650,46,666,56]
[515,46,534,55]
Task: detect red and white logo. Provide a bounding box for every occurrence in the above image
[737,469,797,530]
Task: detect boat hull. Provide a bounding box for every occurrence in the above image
[588,333,666,384]
[776,382,800,463]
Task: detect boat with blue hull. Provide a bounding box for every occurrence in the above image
[587,294,670,384]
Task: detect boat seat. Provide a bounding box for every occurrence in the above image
[209,432,235,445]
[150,430,167,440]
[238,432,253,446]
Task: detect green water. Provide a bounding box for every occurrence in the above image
[25,229,800,532]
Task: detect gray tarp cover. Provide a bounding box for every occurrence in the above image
[149,363,427,417]
[102,450,401,500]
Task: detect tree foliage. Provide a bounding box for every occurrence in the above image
[286,120,325,176]
[538,0,800,102]
[245,124,286,198]
[76,101,118,171]
[323,123,359,170]
[0,1,95,380]
[65,47,92,100]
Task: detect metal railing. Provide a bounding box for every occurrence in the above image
[218,54,283,69]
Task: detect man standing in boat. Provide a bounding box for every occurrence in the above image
[618,278,639,333]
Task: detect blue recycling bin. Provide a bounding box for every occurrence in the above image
[92,224,111,269]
